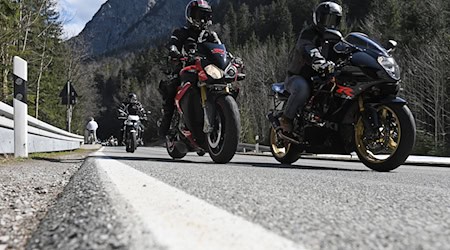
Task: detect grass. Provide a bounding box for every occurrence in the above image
[0,148,96,165]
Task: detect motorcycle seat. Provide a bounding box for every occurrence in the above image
[271,83,290,98]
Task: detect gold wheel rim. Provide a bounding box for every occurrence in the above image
[270,128,291,158]
[355,105,401,163]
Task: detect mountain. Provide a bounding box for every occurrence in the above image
[75,0,218,57]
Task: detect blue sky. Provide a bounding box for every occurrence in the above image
[57,0,108,39]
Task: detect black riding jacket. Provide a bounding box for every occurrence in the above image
[122,101,145,117]
[287,25,327,80]
[167,26,221,73]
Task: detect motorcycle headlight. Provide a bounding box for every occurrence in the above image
[204,64,224,80]
[378,56,401,80]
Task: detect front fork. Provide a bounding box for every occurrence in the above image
[359,96,381,139]
[200,84,214,133]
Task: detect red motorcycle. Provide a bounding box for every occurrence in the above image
[166,40,245,163]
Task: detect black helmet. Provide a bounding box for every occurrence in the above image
[313,2,343,31]
[185,0,213,29]
[128,93,137,103]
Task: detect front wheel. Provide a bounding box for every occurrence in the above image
[269,128,302,164]
[126,131,137,153]
[354,104,416,172]
[166,137,187,159]
[207,95,240,164]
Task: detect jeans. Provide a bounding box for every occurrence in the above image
[284,75,311,119]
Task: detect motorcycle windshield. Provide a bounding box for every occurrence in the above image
[198,42,230,70]
[345,33,389,56]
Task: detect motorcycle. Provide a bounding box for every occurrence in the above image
[119,108,145,153]
[166,33,245,163]
[267,30,416,172]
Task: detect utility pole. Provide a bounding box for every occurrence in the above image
[59,81,78,133]
[66,81,71,132]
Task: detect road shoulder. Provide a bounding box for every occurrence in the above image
[0,149,94,249]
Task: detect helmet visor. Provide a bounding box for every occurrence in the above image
[191,8,212,22]
[319,14,341,29]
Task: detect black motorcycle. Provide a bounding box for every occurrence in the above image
[267,30,416,172]
[166,34,245,163]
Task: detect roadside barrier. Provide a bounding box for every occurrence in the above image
[0,101,83,154]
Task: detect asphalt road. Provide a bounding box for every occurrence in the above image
[30,146,450,250]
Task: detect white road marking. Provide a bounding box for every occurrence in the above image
[94,151,305,250]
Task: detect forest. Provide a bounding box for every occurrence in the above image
[1,0,449,155]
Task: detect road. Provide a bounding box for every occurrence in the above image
[29,146,450,250]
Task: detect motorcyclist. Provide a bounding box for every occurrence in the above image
[280,1,342,137]
[158,0,221,139]
[121,93,146,117]
[120,93,147,145]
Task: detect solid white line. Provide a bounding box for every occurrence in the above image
[94,152,306,250]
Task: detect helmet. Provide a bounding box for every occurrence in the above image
[313,2,343,31]
[185,0,213,29]
[128,93,137,103]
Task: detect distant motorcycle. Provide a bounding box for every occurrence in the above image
[119,108,145,153]
[166,32,245,163]
[267,30,416,172]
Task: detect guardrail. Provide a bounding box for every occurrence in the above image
[238,143,270,153]
[0,101,83,154]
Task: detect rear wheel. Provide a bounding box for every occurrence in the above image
[269,127,302,164]
[207,96,240,164]
[354,104,416,172]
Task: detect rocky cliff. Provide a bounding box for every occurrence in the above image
[75,0,218,57]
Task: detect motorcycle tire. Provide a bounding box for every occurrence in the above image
[167,140,187,159]
[207,95,240,164]
[126,132,137,153]
[354,104,416,172]
[269,127,302,164]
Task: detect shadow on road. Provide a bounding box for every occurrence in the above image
[89,155,194,164]
[232,161,370,172]
[90,154,370,172]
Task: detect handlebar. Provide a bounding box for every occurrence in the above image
[311,59,348,84]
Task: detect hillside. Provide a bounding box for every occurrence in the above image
[74,0,219,57]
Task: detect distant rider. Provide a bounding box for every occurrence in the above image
[121,93,146,117]
[86,117,99,144]
[120,93,147,145]
[279,1,342,138]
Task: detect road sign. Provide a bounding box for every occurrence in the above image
[59,82,78,105]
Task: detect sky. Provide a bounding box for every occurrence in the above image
[57,0,108,39]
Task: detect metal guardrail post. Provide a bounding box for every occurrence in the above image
[13,56,28,158]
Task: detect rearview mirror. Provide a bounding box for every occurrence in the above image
[386,40,397,53]
[324,29,343,42]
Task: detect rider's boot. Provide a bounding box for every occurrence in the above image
[279,115,293,134]
[278,115,301,144]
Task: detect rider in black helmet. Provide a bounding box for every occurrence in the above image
[279,1,343,137]
[120,93,147,145]
[158,0,220,139]
[123,93,145,116]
